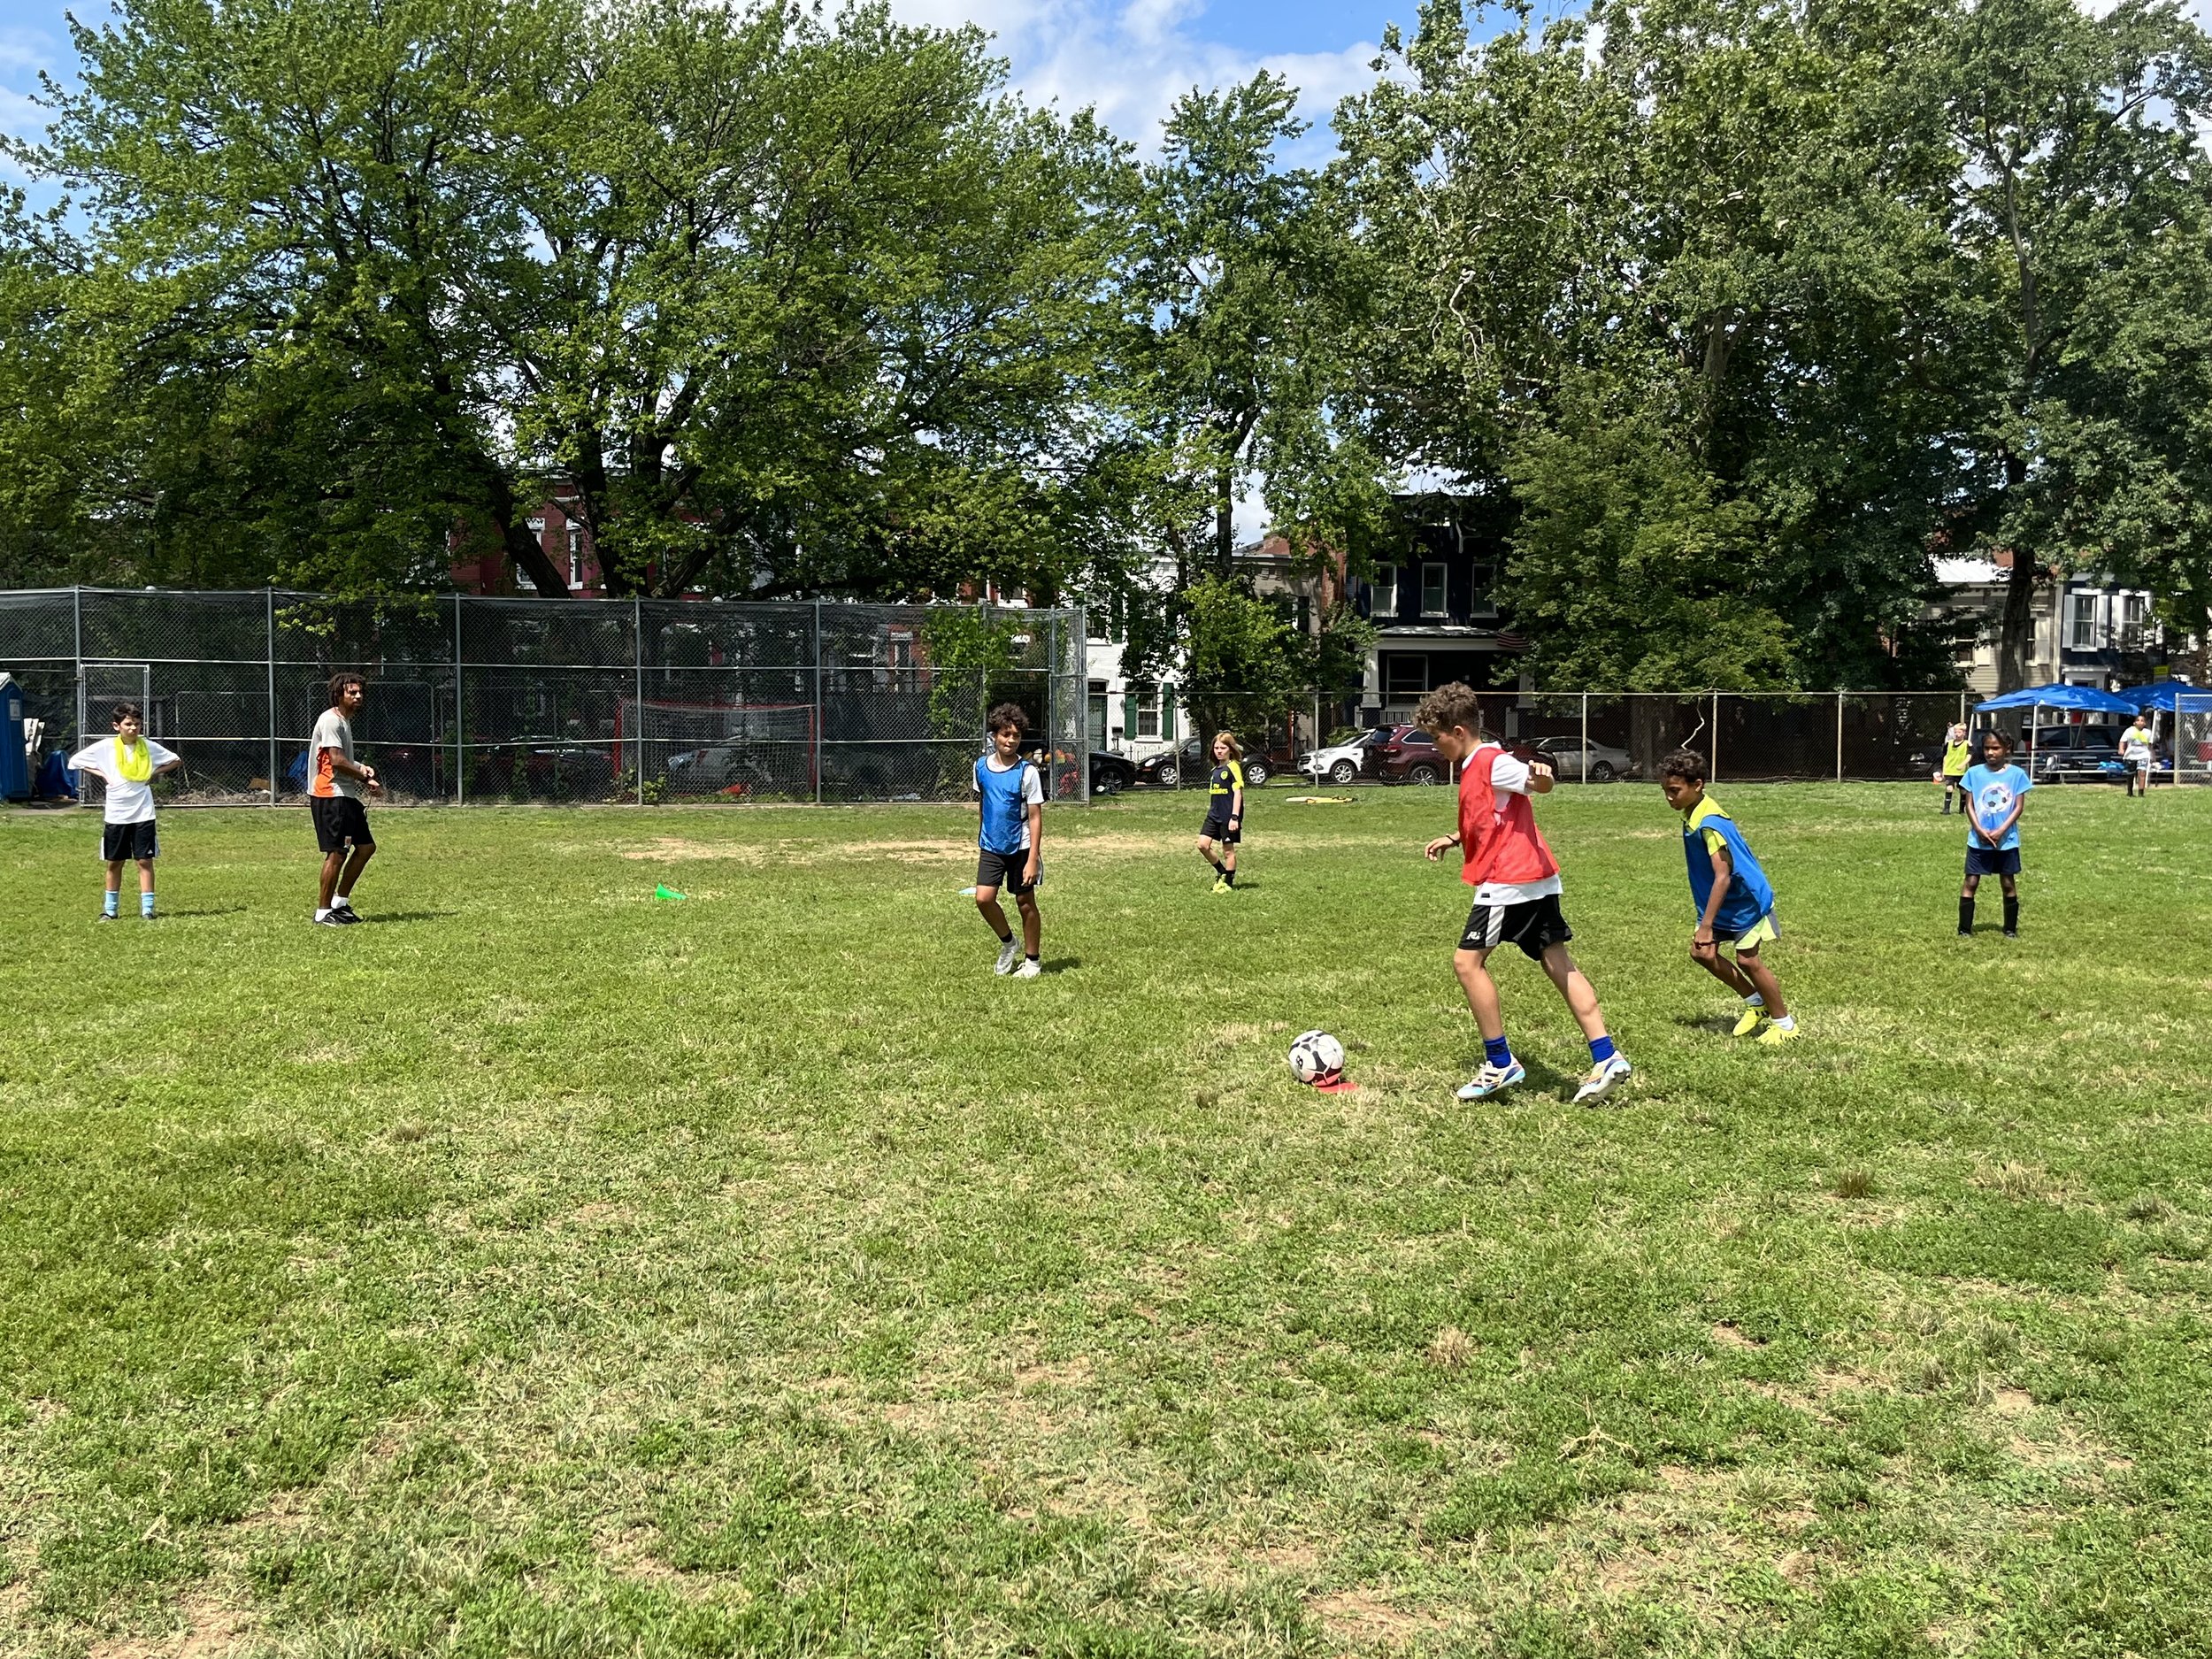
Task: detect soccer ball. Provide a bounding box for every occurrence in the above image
[1287,1029,1346,1086]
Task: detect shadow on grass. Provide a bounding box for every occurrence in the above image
[357,910,455,924]
[152,906,250,918]
[1042,956,1082,974]
[1675,1013,1740,1034]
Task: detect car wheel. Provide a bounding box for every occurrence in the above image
[1154,763,1179,788]
[1590,761,1616,782]
[1328,759,1357,785]
[1244,759,1269,787]
[1093,772,1122,796]
[1405,762,1440,786]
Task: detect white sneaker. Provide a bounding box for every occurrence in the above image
[1573,1054,1633,1105]
[1011,956,1042,979]
[995,937,1021,975]
[1456,1061,1525,1102]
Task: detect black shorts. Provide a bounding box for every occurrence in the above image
[1201,810,1240,845]
[1460,892,1574,960]
[101,820,158,862]
[311,795,376,855]
[976,847,1040,894]
[1964,845,2020,878]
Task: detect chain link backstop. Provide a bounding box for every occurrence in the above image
[1,588,1087,809]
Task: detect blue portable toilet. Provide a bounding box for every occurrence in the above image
[0,673,28,803]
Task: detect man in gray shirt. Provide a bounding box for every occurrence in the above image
[309,672,381,925]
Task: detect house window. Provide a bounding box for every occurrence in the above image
[1467,550,1499,618]
[1421,563,1449,617]
[567,526,585,589]
[887,631,915,671]
[1385,655,1428,700]
[2121,594,2150,647]
[1371,567,1398,619]
[1135,687,1159,740]
[2068,593,2097,651]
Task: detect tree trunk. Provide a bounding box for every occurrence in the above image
[1214,459,1235,572]
[1994,454,2035,692]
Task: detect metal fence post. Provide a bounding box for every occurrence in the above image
[634,595,646,806]
[266,588,279,805]
[1835,689,1845,781]
[1579,691,1589,785]
[812,600,824,805]
[1710,690,1721,782]
[453,593,465,805]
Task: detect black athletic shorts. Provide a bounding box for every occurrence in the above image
[1460,891,1574,960]
[311,795,376,855]
[1964,845,2020,878]
[101,820,158,862]
[1201,810,1240,845]
[975,847,1041,894]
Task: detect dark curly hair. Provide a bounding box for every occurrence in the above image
[986,702,1031,737]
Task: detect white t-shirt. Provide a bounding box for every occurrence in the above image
[2119,726,2153,763]
[70,737,180,826]
[1472,752,1563,906]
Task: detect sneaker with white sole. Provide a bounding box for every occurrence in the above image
[994,937,1021,975]
[1572,1054,1633,1104]
[1012,956,1042,979]
[1730,1005,1764,1038]
[1456,1060,1525,1102]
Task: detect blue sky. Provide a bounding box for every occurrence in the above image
[0,0,1443,194]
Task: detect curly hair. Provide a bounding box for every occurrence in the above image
[1658,748,1709,785]
[986,702,1031,737]
[1414,682,1486,738]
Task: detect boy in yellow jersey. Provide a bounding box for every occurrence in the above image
[69,702,183,920]
[1197,731,1245,891]
[1937,723,1972,814]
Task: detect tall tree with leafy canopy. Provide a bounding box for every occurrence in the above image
[3,0,1136,599]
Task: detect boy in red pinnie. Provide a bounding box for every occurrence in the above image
[1417,683,1632,1105]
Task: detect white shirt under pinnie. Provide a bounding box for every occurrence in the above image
[68,737,180,826]
[1471,751,1563,907]
[309,709,363,799]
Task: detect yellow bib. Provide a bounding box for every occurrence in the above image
[113,736,152,783]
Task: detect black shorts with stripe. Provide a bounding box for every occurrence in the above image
[1459,892,1574,961]
[310,795,375,855]
[101,820,158,862]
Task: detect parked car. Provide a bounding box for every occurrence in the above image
[1136,733,1276,789]
[1528,734,1636,782]
[1089,750,1138,795]
[1297,727,1384,785]
[665,743,782,797]
[1373,724,1451,784]
[472,741,618,799]
[2025,722,2124,784]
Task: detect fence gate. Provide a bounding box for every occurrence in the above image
[75,662,152,809]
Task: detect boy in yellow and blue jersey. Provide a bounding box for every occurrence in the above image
[1658,749,1798,1045]
[1197,731,1245,891]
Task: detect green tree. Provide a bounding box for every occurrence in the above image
[4,0,1136,599]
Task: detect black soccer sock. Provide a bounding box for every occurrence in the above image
[1223,868,1236,887]
[1958,896,1974,934]
[2003,895,2018,934]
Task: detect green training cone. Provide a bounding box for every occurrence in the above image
[654,884,687,901]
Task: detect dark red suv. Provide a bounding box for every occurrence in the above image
[1372,724,1452,785]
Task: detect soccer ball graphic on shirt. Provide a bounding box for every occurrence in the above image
[1975,779,2016,834]
[1287,1030,1346,1085]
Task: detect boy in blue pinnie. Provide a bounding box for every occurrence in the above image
[1960,728,2030,937]
[1658,748,1798,1045]
[972,702,1045,979]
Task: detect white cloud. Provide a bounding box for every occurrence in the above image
[891,0,1381,156]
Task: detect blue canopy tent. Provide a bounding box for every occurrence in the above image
[2117,681,2204,711]
[1972,682,2138,780]
[1973,682,2137,716]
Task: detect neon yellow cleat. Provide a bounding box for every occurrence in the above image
[1755,1022,1801,1047]
[1731,1006,1764,1038]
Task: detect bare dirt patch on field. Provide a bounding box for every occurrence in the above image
[88,1591,254,1659]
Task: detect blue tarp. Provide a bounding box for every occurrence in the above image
[1974,682,2137,715]
[2117,681,2212,711]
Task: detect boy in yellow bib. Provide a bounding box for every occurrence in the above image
[1936,723,1971,814]
[68,702,182,920]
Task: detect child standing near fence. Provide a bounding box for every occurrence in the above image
[70,702,182,921]
[1937,723,1971,814]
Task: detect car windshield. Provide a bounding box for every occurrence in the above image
[1321,729,1369,749]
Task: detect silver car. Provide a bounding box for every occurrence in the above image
[1531,735,1636,782]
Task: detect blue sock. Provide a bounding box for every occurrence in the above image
[104,890,119,917]
[1483,1034,1513,1069]
[1590,1035,1617,1066]
[141,891,156,918]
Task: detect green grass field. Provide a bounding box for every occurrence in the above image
[4,781,2211,1657]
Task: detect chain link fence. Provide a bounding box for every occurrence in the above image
[1117,689,2018,791]
[3,588,1087,808]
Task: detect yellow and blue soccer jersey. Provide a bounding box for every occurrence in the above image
[1209,759,1244,802]
[1680,794,1776,933]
